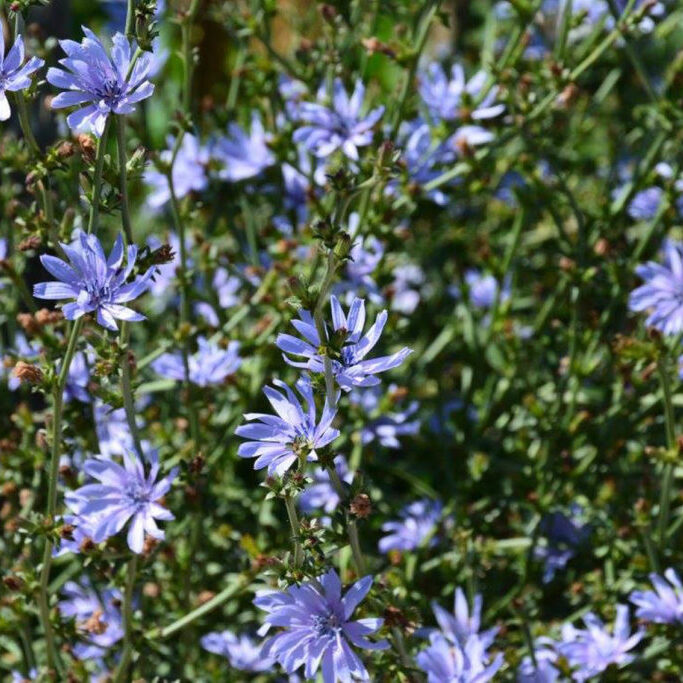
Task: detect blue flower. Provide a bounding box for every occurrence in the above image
[293,79,384,160]
[629,240,683,335]
[47,29,155,136]
[59,579,124,660]
[201,630,274,672]
[378,499,443,553]
[451,269,510,309]
[276,296,412,391]
[418,63,504,124]
[628,187,664,221]
[299,455,353,515]
[534,507,590,583]
[195,267,242,326]
[33,231,155,331]
[67,449,177,554]
[630,568,683,625]
[0,33,44,122]
[235,377,339,477]
[152,337,241,386]
[417,589,502,682]
[94,400,138,457]
[63,350,91,403]
[517,638,560,683]
[254,569,388,682]
[213,113,274,182]
[390,263,425,315]
[350,385,420,449]
[557,605,643,681]
[416,633,503,683]
[144,134,209,208]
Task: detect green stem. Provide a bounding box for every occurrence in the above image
[145,576,250,640]
[125,0,135,39]
[312,252,339,409]
[113,555,138,683]
[13,92,40,155]
[120,322,144,456]
[284,495,304,568]
[116,117,134,245]
[38,317,84,675]
[656,357,677,551]
[87,118,112,234]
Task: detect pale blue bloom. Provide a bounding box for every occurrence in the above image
[0,33,44,121]
[534,507,590,583]
[418,63,504,124]
[67,449,177,553]
[213,113,274,182]
[235,377,339,477]
[558,605,643,681]
[144,134,209,208]
[276,296,412,390]
[517,638,561,683]
[59,579,124,660]
[201,630,275,672]
[630,568,683,625]
[33,231,155,331]
[299,455,353,515]
[47,29,154,136]
[630,240,683,335]
[379,499,442,553]
[293,79,384,161]
[254,569,388,682]
[152,337,241,386]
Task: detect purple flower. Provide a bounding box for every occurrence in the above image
[350,385,420,449]
[254,569,388,682]
[558,605,643,681]
[534,507,590,583]
[201,630,274,672]
[299,455,353,514]
[416,633,503,683]
[63,350,91,403]
[0,33,44,121]
[59,579,124,660]
[47,29,154,136]
[33,231,155,331]
[629,240,683,335]
[451,269,510,309]
[628,187,664,221]
[276,296,412,391]
[417,589,502,682]
[152,337,241,386]
[235,377,339,477]
[67,449,177,553]
[517,638,560,683]
[144,134,209,208]
[195,268,242,325]
[418,63,504,124]
[213,113,274,182]
[94,400,137,457]
[293,79,384,161]
[390,263,425,315]
[630,568,683,625]
[379,499,443,553]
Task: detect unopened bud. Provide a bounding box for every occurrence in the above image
[77,134,97,162]
[333,232,352,260]
[56,141,75,159]
[12,361,43,385]
[349,493,372,519]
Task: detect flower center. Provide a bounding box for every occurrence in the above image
[312,612,342,637]
[126,482,150,508]
[95,75,124,103]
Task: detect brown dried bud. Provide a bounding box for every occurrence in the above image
[9,2,21,12]
[35,308,63,325]
[79,537,96,552]
[77,134,97,162]
[298,38,314,52]
[17,235,41,251]
[152,243,176,265]
[189,453,205,475]
[349,493,372,519]
[361,37,396,59]
[320,4,336,22]
[12,361,44,385]
[593,238,610,257]
[557,83,579,109]
[82,609,108,635]
[3,575,23,591]
[559,256,575,272]
[143,582,160,598]
[56,140,75,158]
[1,481,17,497]
[196,590,215,606]
[16,313,39,335]
[143,535,159,556]
[59,524,75,540]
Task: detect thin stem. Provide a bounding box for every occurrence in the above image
[13,92,40,155]
[145,576,250,640]
[125,0,135,38]
[116,117,134,244]
[284,495,304,568]
[87,118,112,234]
[120,322,144,456]
[113,555,138,683]
[347,519,365,575]
[656,357,676,551]
[312,252,339,409]
[38,317,84,675]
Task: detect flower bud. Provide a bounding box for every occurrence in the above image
[12,361,44,385]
